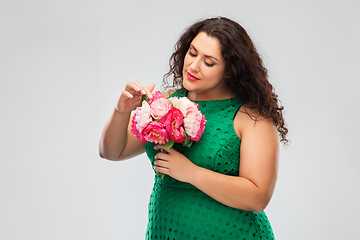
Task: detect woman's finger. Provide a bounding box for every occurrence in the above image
[122,90,133,99]
[154,145,172,154]
[154,165,168,174]
[133,81,146,95]
[154,160,169,169]
[126,82,143,95]
[133,81,153,98]
[155,152,170,161]
[147,82,155,93]
[143,83,155,98]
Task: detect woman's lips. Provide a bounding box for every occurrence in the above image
[186,72,200,81]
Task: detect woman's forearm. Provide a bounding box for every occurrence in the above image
[190,166,270,212]
[99,109,131,160]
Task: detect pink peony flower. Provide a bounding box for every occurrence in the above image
[148,91,165,104]
[160,108,186,143]
[193,114,206,141]
[150,98,172,120]
[142,122,170,144]
[131,94,205,147]
[168,97,193,116]
[132,100,151,132]
[130,116,147,143]
[169,97,206,141]
[183,108,202,141]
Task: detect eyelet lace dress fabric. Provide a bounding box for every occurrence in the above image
[144,89,274,240]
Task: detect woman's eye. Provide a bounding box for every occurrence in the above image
[205,62,215,67]
[188,51,196,57]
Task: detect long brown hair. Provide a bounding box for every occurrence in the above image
[163,17,288,143]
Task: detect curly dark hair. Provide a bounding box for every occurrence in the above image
[163,17,288,144]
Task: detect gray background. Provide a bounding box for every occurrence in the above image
[1,0,359,239]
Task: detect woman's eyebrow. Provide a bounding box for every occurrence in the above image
[190,45,220,62]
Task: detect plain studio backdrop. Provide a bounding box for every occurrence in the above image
[1,0,359,239]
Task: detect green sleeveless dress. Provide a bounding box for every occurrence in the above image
[144,89,274,240]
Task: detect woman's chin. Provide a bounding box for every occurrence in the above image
[183,79,197,92]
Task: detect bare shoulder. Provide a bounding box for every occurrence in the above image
[162,88,178,98]
[233,104,278,141]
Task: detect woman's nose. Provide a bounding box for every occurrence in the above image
[189,58,200,72]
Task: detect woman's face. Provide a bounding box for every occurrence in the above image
[183,32,228,99]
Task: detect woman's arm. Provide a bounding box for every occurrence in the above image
[99,109,146,161]
[99,81,154,161]
[190,109,279,212]
[99,84,177,161]
[154,106,279,212]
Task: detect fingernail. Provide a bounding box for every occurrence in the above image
[135,87,140,91]
[128,93,133,98]
[141,90,146,94]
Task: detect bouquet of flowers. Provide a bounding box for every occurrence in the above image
[131,91,206,177]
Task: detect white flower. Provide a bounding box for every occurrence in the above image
[134,100,151,132]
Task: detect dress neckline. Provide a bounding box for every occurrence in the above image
[182,89,239,103]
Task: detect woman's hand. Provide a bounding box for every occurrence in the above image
[153,145,199,183]
[115,81,155,113]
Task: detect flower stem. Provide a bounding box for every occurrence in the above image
[155,171,164,179]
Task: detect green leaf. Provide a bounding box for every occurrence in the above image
[184,131,189,142]
[183,139,193,148]
[141,94,148,103]
[181,131,193,148]
[163,139,174,149]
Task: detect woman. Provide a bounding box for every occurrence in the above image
[99,17,288,239]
